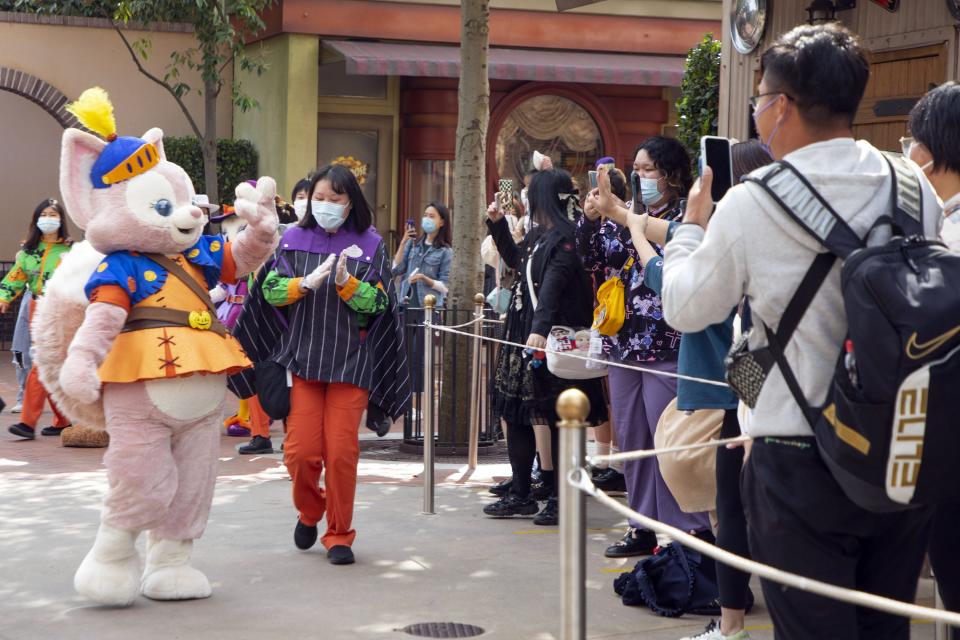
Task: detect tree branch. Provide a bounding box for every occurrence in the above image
[112,22,204,139]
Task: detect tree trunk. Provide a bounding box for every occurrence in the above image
[201,77,220,204]
[438,0,490,447]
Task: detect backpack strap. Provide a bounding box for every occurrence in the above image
[877,152,924,238]
[745,161,862,259]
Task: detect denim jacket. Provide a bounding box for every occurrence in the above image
[393,238,453,307]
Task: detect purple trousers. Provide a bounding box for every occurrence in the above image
[608,361,711,532]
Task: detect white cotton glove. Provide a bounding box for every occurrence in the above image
[209,286,228,304]
[302,254,336,290]
[335,253,350,287]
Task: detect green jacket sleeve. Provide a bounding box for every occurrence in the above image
[0,251,29,304]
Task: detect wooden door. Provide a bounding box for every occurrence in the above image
[853,43,948,152]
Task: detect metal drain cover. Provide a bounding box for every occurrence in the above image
[401,622,485,638]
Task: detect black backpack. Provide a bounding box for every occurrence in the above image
[726,153,960,512]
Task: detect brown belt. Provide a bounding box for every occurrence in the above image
[122,306,227,337]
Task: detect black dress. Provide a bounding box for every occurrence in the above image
[486,217,607,426]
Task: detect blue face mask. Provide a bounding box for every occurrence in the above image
[421,217,438,234]
[631,170,665,207]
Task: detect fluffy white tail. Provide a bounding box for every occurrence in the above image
[33,240,106,429]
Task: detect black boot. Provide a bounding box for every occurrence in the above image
[294,519,318,550]
[238,435,274,455]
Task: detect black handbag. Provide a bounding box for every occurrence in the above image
[254,360,291,421]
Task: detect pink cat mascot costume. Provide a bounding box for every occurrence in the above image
[41,88,278,606]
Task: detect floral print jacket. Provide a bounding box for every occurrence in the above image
[575,207,682,363]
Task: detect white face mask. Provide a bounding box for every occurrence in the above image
[293,199,309,221]
[312,200,348,231]
[37,216,61,235]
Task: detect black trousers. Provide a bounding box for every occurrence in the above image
[716,409,751,610]
[742,437,932,640]
[930,504,960,640]
[506,421,558,498]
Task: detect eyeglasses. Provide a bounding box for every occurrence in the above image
[749,92,793,113]
[899,136,915,157]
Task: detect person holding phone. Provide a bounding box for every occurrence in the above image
[576,137,714,558]
[591,141,774,640]
[392,203,453,308]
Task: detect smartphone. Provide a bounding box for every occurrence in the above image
[700,136,734,202]
[498,178,514,215]
[406,218,415,232]
[588,170,599,190]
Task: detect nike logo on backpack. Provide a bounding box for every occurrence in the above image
[905,325,960,360]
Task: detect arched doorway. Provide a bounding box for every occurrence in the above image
[487,84,617,199]
[0,70,78,261]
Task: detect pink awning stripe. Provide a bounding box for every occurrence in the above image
[326,40,685,87]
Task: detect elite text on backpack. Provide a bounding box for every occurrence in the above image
[726,153,960,512]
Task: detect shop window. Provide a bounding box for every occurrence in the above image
[406,159,455,223]
[495,94,602,193]
[318,59,388,99]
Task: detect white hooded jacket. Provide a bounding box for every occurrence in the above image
[662,138,942,438]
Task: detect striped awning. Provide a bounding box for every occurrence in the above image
[325,40,686,87]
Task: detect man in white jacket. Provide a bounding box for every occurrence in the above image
[661,24,942,640]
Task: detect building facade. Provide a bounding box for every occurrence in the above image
[719,0,959,149]
[234,0,722,246]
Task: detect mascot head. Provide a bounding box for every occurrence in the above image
[59,87,205,255]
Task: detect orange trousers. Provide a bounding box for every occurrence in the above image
[22,300,69,429]
[248,395,272,438]
[283,376,368,549]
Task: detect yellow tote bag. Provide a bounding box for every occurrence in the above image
[592,257,633,337]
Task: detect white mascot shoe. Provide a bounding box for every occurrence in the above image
[140,536,212,601]
[74,523,142,606]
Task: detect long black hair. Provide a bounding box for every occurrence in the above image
[527,169,578,236]
[423,201,452,248]
[23,198,72,251]
[299,164,373,233]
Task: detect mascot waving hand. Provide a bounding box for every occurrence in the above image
[38,88,278,606]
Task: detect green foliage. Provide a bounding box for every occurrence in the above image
[676,34,722,169]
[164,137,259,204]
[116,0,272,111]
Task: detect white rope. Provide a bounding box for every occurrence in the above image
[587,435,752,465]
[427,323,730,388]
[412,316,505,330]
[568,470,960,628]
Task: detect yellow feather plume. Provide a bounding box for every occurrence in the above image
[66,87,117,140]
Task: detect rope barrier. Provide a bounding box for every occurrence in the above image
[427,322,731,388]
[415,316,505,330]
[586,434,752,465]
[567,470,960,628]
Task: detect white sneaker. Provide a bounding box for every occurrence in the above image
[9,403,22,413]
[680,620,751,640]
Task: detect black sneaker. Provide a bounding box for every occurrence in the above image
[482,494,539,518]
[294,519,318,550]
[489,478,512,497]
[592,467,627,494]
[238,435,274,455]
[533,497,558,526]
[531,477,551,501]
[8,423,35,440]
[604,527,658,558]
[41,425,69,437]
[327,545,355,565]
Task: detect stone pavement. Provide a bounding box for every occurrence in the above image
[0,358,940,640]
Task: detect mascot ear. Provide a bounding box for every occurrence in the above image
[60,129,107,231]
[142,127,166,161]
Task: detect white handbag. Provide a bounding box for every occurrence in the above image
[526,249,607,380]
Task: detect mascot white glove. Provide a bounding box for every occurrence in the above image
[234,177,280,241]
[302,254,337,291]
